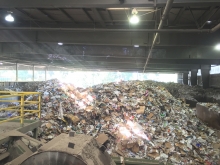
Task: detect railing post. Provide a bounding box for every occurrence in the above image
[38,94,41,118]
[20,94,24,127]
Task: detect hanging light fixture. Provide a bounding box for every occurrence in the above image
[215,43,220,50]
[5,12,14,22]
[129,8,139,24]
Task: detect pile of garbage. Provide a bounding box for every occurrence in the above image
[159,82,205,103]
[198,103,220,113]
[29,79,219,164]
[1,79,220,164]
[205,88,220,105]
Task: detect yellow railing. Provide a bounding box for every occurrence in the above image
[0,91,41,126]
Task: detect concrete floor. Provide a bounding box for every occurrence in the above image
[0,122,29,134]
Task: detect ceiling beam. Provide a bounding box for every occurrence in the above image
[0,27,211,33]
[1,30,220,46]
[0,0,219,8]
[0,54,199,70]
[4,53,219,67]
[92,8,106,27]
[59,8,76,24]
[149,59,220,65]
[1,42,220,60]
[2,53,220,65]
[4,62,196,70]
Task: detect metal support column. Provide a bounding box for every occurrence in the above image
[45,66,47,81]
[201,65,210,89]
[183,72,188,85]
[191,69,198,86]
[177,73,183,84]
[33,65,35,81]
[16,63,18,82]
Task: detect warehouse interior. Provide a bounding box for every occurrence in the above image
[0,0,220,165]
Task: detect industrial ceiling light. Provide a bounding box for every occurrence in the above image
[129,8,139,24]
[134,45,139,48]
[107,8,130,10]
[215,44,220,50]
[58,42,63,45]
[130,15,139,24]
[207,21,212,24]
[5,12,14,22]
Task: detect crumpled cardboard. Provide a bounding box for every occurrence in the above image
[136,106,145,114]
[131,143,139,153]
[96,133,108,145]
[66,114,80,124]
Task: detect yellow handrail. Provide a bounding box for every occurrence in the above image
[0,91,41,126]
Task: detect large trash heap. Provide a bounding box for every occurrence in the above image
[28,79,220,164]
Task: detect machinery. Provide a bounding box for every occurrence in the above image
[1,128,115,165]
[19,132,115,165]
[0,121,164,165]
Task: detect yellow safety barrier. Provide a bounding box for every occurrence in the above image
[0,91,41,126]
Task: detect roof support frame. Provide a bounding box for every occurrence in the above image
[92,8,106,27]
[82,8,94,22]
[107,10,114,25]
[59,8,76,24]
[0,0,220,8]
[15,8,37,20]
[200,6,220,29]
[38,8,59,24]
[188,7,200,29]
[197,6,214,24]
[172,7,185,25]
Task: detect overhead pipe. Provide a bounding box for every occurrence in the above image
[143,0,174,72]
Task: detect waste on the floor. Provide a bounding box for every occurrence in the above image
[1,79,220,164]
